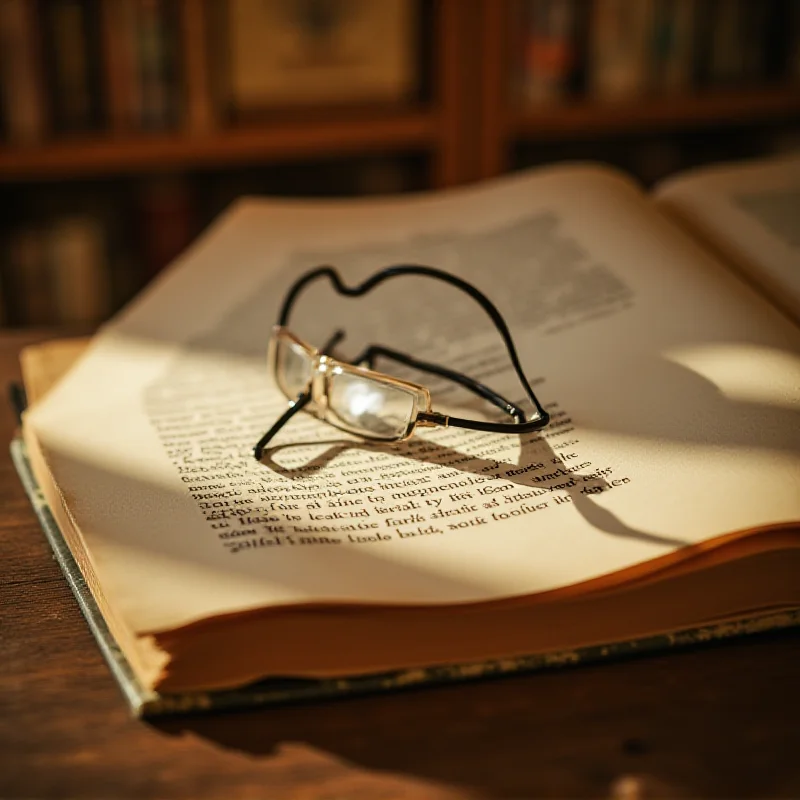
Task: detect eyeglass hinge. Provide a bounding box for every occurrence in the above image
[418,411,449,428]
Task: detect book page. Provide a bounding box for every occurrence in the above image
[655,155,800,321]
[27,164,800,635]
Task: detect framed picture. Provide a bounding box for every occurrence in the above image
[226,0,418,111]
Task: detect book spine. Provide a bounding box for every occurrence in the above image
[0,0,47,144]
[794,0,800,81]
[4,227,53,326]
[135,0,181,130]
[520,0,581,105]
[179,0,215,134]
[39,0,105,133]
[47,216,111,324]
[650,0,695,94]
[588,0,655,101]
[739,0,770,85]
[706,0,746,86]
[204,0,232,123]
[761,0,794,82]
[100,0,142,131]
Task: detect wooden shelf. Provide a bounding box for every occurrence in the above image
[510,87,800,140]
[0,111,438,180]
[2,89,798,182]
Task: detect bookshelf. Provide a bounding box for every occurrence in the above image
[0,0,471,187]
[514,88,800,138]
[479,0,800,178]
[1,0,799,327]
[0,112,437,180]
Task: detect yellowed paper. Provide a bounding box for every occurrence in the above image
[27,164,800,635]
[656,155,800,322]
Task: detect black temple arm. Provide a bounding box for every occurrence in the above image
[350,343,525,424]
[417,411,548,434]
[277,264,549,427]
[254,390,312,461]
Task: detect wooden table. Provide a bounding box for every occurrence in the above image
[2,329,799,800]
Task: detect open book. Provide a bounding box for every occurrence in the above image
[13,155,800,715]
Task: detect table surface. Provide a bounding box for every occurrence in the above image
[2,328,799,800]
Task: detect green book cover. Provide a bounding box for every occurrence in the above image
[10,434,800,718]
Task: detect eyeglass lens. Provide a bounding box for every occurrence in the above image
[328,371,416,440]
[276,337,313,400]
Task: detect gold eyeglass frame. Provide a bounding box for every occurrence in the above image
[269,326,437,443]
[253,265,549,462]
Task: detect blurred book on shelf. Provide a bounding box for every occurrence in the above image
[0,0,186,142]
[1,0,797,144]
[135,0,182,130]
[0,0,419,142]
[516,0,588,104]
[650,0,694,94]
[39,0,106,134]
[0,0,47,144]
[794,0,800,81]
[693,0,762,88]
[48,216,111,324]
[588,0,654,100]
[100,0,142,131]
[1,215,112,327]
[515,0,800,108]
[3,228,53,327]
[179,0,216,134]
[100,0,183,132]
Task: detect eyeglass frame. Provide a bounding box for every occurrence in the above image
[254,264,550,460]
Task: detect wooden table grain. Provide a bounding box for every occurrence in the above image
[2,329,799,800]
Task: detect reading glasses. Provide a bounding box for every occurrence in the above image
[253,265,550,461]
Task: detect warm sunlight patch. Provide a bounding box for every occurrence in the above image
[665,343,800,409]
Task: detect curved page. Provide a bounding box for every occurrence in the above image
[27,164,800,635]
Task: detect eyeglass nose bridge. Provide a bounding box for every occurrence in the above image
[308,354,332,418]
